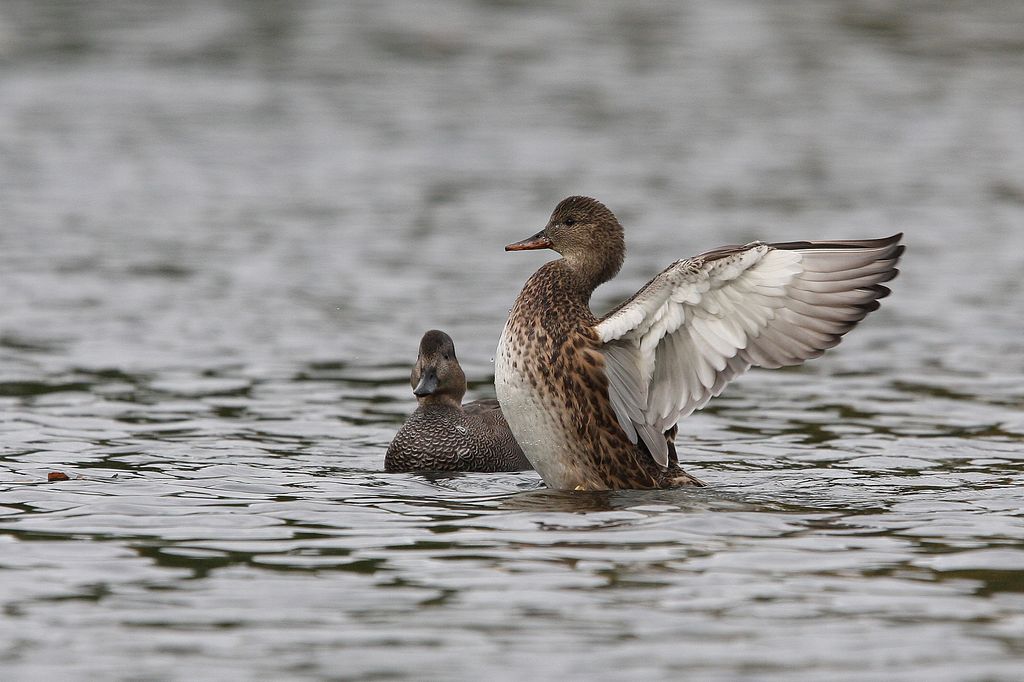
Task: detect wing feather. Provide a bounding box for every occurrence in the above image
[595,234,904,467]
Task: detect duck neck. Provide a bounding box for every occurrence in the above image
[417,393,463,410]
[563,249,622,297]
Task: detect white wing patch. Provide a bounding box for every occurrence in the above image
[595,237,902,468]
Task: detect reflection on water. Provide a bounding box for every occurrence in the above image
[2,0,1024,679]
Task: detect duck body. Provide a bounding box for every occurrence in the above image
[497,196,904,491]
[386,330,530,473]
[495,260,698,489]
[385,398,529,473]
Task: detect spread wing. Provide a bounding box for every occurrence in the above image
[595,234,904,467]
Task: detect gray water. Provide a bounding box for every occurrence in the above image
[2,1,1024,679]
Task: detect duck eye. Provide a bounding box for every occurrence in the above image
[443,354,450,360]
[564,217,576,227]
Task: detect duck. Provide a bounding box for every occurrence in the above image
[495,196,904,490]
[386,329,532,473]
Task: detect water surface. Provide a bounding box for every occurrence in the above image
[2,1,1024,679]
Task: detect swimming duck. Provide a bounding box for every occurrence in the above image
[386,330,531,473]
[495,196,904,490]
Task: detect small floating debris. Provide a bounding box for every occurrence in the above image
[47,471,71,482]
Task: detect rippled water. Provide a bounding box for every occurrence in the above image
[2,1,1024,679]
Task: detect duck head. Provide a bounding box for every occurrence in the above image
[410,330,466,406]
[506,196,625,288]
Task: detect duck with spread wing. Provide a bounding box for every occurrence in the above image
[495,196,904,490]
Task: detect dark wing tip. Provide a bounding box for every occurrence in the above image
[869,284,892,300]
[771,233,905,252]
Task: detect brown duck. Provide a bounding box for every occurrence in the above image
[386,330,531,473]
[495,196,904,490]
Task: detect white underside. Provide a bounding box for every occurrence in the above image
[495,321,583,489]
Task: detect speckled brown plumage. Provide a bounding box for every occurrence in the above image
[498,258,700,489]
[385,330,531,473]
